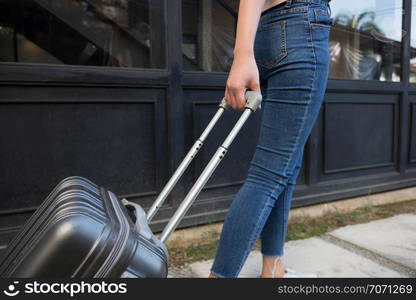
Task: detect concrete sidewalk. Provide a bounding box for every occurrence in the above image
[168,213,416,278]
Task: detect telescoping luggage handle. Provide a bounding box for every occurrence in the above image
[148,91,262,243]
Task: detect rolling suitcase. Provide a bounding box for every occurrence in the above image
[0,91,262,278]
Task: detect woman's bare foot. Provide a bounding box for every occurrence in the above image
[208,272,219,278]
[260,255,285,278]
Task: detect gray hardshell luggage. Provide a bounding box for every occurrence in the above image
[0,91,262,278]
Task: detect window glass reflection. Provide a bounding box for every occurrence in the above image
[330,0,403,81]
[410,2,416,83]
[183,0,403,82]
[0,0,166,68]
[182,0,238,72]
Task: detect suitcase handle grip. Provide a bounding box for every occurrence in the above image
[244,90,262,112]
[219,91,262,112]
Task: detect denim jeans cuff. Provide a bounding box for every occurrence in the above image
[209,269,228,278]
[261,251,284,258]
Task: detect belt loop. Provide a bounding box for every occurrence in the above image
[284,0,293,9]
[327,2,334,25]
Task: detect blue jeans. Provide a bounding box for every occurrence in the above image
[210,0,332,277]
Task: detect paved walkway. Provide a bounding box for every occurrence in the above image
[168,213,416,278]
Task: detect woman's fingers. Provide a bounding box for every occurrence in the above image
[224,86,234,109]
[225,83,234,109]
[234,87,246,110]
[224,54,260,110]
[226,82,246,110]
[249,79,261,93]
[225,78,261,110]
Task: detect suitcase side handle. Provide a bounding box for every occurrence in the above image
[121,198,169,259]
[146,91,261,222]
[159,91,262,243]
[121,198,153,239]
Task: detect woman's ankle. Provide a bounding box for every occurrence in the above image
[261,255,285,278]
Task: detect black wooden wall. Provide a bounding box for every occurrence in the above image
[0,0,415,251]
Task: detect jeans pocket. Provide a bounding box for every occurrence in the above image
[254,20,288,69]
[308,7,332,30]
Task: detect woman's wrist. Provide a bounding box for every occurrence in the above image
[233,47,254,59]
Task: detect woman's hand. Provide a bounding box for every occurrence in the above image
[224,0,266,110]
[225,51,260,110]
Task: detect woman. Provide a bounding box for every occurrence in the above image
[209,0,332,278]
